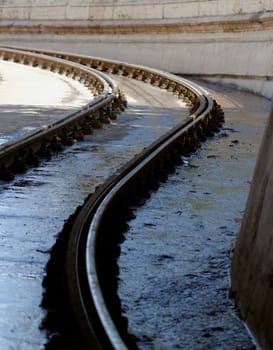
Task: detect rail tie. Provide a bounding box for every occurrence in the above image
[0,47,126,181]
[10,48,226,349]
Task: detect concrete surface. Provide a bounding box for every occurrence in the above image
[0,66,189,350]
[1,0,273,21]
[1,1,273,97]
[231,102,273,350]
[119,79,270,349]
[1,24,273,98]
[0,60,92,145]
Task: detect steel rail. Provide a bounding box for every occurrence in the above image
[0,47,126,180]
[22,48,225,349]
[4,46,209,117]
[63,99,223,350]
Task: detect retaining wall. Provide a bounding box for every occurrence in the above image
[1,0,273,20]
[231,104,273,350]
[1,0,273,98]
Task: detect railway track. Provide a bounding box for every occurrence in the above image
[0,47,126,181]
[0,47,224,349]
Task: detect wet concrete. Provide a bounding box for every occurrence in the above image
[0,73,188,349]
[0,57,270,349]
[118,82,271,349]
[0,60,92,145]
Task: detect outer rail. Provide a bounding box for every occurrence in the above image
[31,48,225,349]
[5,46,208,117]
[0,47,126,180]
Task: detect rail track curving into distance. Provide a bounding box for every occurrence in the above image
[0,47,224,349]
[0,47,126,181]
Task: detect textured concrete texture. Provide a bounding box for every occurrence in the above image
[1,0,273,21]
[1,1,273,97]
[118,81,271,350]
[1,24,273,98]
[231,103,273,350]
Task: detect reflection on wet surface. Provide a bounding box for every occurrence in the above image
[118,83,271,349]
[0,60,92,145]
[0,74,189,349]
[0,57,270,348]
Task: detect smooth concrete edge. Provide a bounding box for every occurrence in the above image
[231,102,273,350]
[187,75,273,100]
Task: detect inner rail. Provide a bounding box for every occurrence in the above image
[5,46,209,117]
[0,47,125,180]
[19,47,225,349]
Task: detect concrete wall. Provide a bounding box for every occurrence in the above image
[1,0,273,21]
[231,104,273,350]
[0,0,273,97]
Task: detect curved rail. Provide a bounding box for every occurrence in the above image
[24,48,226,349]
[4,46,209,116]
[0,47,126,180]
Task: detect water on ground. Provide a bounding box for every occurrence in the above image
[0,60,92,145]
[0,72,188,349]
[118,82,271,349]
